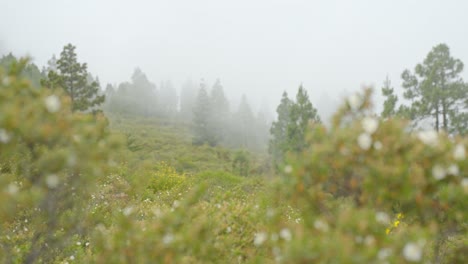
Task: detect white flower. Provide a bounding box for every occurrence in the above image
[462,178,468,191]
[362,117,379,134]
[378,248,392,260]
[172,200,180,208]
[44,95,61,113]
[254,232,268,246]
[402,242,423,262]
[46,174,60,188]
[373,141,383,151]
[314,219,329,232]
[162,233,174,245]
[7,183,19,195]
[358,133,372,150]
[417,130,438,146]
[453,144,466,161]
[69,255,75,261]
[76,241,81,246]
[375,212,390,225]
[447,164,459,176]
[284,165,293,174]
[226,226,232,233]
[432,165,446,180]
[279,228,292,241]
[347,94,362,110]
[123,206,133,216]
[0,128,11,143]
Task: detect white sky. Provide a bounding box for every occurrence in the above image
[1,0,467,120]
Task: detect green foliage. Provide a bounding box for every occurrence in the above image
[269,91,293,169]
[0,59,119,263]
[148,162,186,193]
[3,57,466,263]
[401,43,468,134]
[104,68,158,117]
[232,150,250,176]
[381,76,398,118]
[280,88,467,263]
[231,94,257,149]
[42,43,105,112]
[288,85,321,152]
[269,86,321,170]
[210,79,230,144]
[0,53,43,88]
[192,82,217,146]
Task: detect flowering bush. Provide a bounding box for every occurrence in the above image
[275,88,467,263]
[0,59,120,263]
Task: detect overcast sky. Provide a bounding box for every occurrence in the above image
[1,0,467,120]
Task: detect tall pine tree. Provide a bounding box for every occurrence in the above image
[288,85,320,152]
[192,80,216,145]
[401,43,467,133]
[210,79,230,144]
[269,91,293,169]
[269,86,321,170]
[42,44,104,112]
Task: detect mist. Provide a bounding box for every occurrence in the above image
[2,0,468,121]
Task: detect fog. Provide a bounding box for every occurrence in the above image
[2,0,468,121]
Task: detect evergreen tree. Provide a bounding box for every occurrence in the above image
[1,53,43,88]
[210,79,230,143]
[42,44,104,112]
[192,80,215,145]
[269,86,321,170]
[269,91,293,168]
[180,79,197,121]
[401,43,468,133]
[288,85,320,152]
[381,76,398,118]
[233,95,255,149]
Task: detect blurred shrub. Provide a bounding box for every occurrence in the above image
[148,162,186,193]
[276,88,467,263]
[0,59,120,263]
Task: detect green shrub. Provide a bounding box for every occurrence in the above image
[0,59,120,263]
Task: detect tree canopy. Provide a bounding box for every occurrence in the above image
[400,43,468,134]
[42,44,104,112]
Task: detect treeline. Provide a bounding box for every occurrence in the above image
[104,72,272,151]
[0,44,275,152]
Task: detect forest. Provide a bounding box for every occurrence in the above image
[0,39,466,263]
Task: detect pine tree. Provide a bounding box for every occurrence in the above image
[401,43,468,133]
[269,91,293,169]
[115,68,158,116]
[210,79,230,143]
[234,94,255,149]
[192,80,215,145]
[269,86,321,170]
[42,44,104,112]
[381,76,398,118]
[1,53,43,88]
[288,85,320,152]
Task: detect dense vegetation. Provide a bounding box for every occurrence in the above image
[0,43,467,263]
